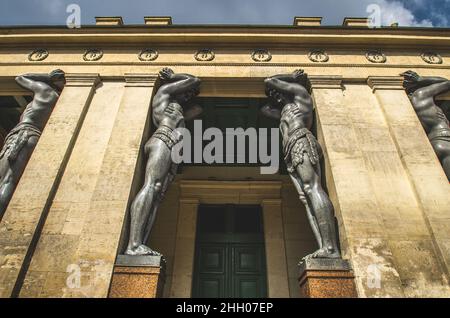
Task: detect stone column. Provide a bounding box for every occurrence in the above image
[0,74,100,298]
[18,74,158,298]
[368,77,450,279]
[261,199,290,298]
[309,76,405,297]
[170,198,199,298]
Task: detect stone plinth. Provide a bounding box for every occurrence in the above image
[109,255,165,298]
[298,258,357,298]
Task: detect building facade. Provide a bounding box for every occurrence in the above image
[0,16,449,298]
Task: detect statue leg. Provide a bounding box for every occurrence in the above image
[431,138,450,181]
[0,136,38,217]
[288,173,322,248]
[442,156,450,181]
[295,157,340,259]
[0,171,14,217]
[126,140,171,256]
[142,164,177,244]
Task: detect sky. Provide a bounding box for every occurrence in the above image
[0,0,449,27]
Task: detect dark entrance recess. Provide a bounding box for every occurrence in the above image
[192,204,268,298]
[0,95,32,149]
[183,97,287,173]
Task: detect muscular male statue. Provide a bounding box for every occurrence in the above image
[126,68,201,256]
[0,70,65,217]
[262,70,341,260]
[402,70,450,181]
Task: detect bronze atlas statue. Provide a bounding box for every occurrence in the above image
[0,70,65,217]
[125,68,202,256]
[402,70,450,181]
[261,69,341,260]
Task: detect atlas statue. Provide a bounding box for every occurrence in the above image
[0,70,65,217]
[261,69,341,260]
[402,70,450,181]
[125,68,202,256]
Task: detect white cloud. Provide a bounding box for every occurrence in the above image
[377,0,433,26]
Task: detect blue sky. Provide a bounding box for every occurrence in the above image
[0,0,449,27]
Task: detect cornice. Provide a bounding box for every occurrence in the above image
[0,27,449,48]
[367,76,404,92]
[64,73,101,87]
[1,62,449,69]
[124,73,158,87]
[309,76,344,89]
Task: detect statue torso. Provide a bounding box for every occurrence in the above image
[280,100,314,139]
[20,90,59,131]
[410,94,449,134]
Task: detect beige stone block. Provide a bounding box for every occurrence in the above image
[376,91,421,126]
[264,239,289,277]
[75,233,119,263]
[39,272,70,298]
[348,238,404,297]
[175,205,198,239]
[353,123,397,153]
[389,124,437,164]
[172,241,196,277]
[28,234,79,272]
[20,270,46,298]
[388,240,450,291]
[318,124,361,160]
[81,201,127,235]
[170,274,193,298]
[267,274,290,298]
[53,82,124,204]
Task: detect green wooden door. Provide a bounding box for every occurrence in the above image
[192,205,268,298]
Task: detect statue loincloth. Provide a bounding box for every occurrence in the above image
[0,122,41,162]
[283,127,322,174]
[428,128,450,144]
[152,125,180,151]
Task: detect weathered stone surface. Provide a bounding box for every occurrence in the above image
[0,74,99,298]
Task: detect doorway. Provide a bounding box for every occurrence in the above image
[192,204,268,298]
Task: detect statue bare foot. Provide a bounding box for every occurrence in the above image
[125,245,162,256]
[302,247,340,261]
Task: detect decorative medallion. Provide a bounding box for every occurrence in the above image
[421,52,443,65]
[251,49,272,62]
[194,49,215,61]
[83,49,103,61]
[28,49,49,62]
[365,50,387,63]
[308,50,329,63]
[138,49,159,61]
